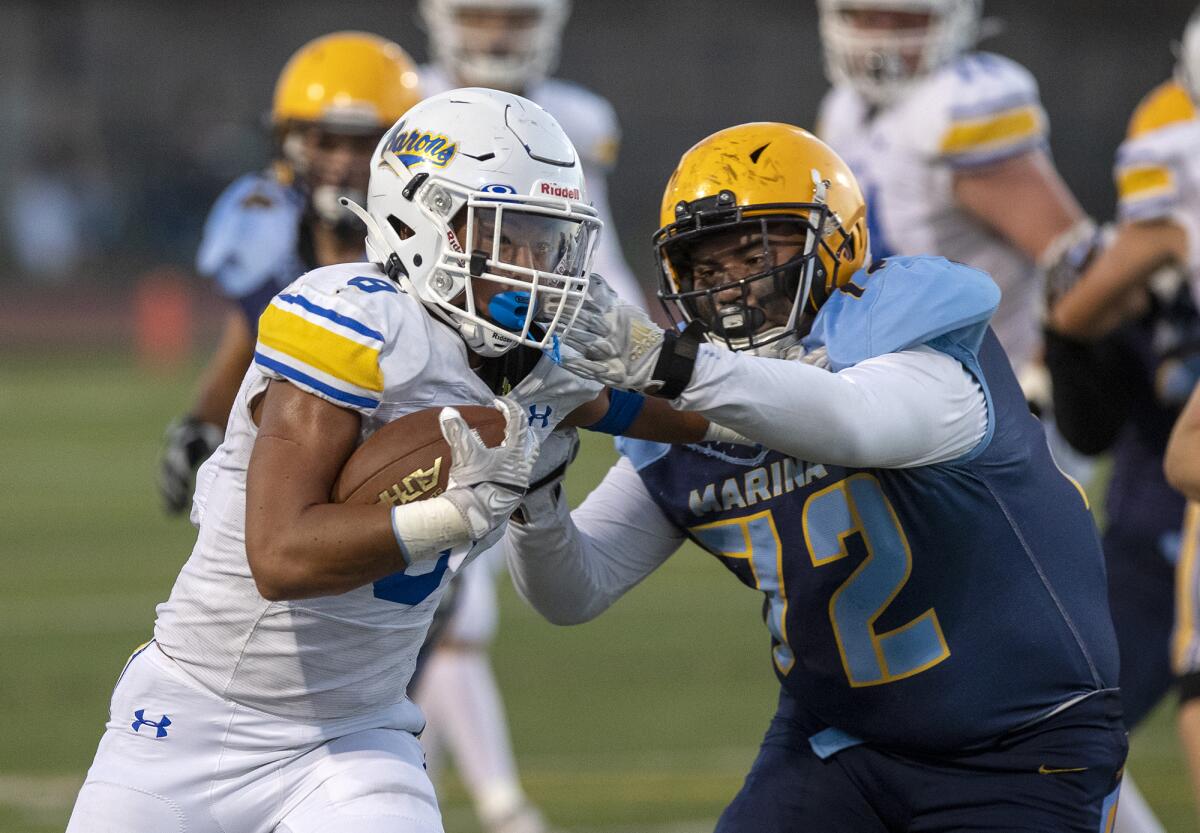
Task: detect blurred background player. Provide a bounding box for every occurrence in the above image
[156,32,422,513]
[1048,8,1200,831]
[813,0,1098,445]
[419,0,644,310]
[412,4,643,831]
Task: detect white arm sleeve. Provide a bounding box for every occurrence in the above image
[504,457,685,625]
[676,345,988,468]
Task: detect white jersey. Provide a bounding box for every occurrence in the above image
[817,52,1050,368]
[155,262,599,722]
[421,66,645,309]
[1114,79,1200,302]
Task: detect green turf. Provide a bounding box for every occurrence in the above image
[0,354,1192,831]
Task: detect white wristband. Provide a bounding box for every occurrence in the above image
[702,420,754,446]
[390,496,473,567]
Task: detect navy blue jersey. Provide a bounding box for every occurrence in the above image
[195,170,310,329]
[1106,281,1200,554]
[620,257,1119,754]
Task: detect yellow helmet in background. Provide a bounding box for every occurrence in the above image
[272,31,422,131]
[654,122,869,354]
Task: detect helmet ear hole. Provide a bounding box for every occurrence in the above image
[387,215,415,241]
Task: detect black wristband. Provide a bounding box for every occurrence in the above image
[651,320,707,399]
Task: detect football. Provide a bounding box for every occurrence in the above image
[331,405,508,506]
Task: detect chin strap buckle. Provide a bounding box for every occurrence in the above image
[651,320,707,399]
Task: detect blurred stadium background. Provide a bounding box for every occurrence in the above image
[1,0,1198,830]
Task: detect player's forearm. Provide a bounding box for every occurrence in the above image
[1050,220,1186,340]
[245,501,405,601]
[506,463,681,624]
[190,310,255,428]
[675,346,986,468]
[505,495,608,625]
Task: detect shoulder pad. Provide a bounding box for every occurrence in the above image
[615,436,671,471]
[1115,83,1200,221]
[806,255,1000,371]
[196,172,305,298]
[909,52,1047,167]
[532,79,621,170]
[254,264,419,415]
[1127,80,1196,139]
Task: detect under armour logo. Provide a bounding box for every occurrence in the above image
[528,405,553,428]
[131,709,172,738]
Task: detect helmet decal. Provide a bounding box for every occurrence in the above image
[386,127,459,168]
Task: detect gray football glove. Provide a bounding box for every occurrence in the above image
[158,416,224,515]
[555,275,668,392]
[439,397,539,541]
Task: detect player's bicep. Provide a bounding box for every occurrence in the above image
[246,381,361,547]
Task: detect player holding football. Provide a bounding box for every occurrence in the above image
[156,32,423,514]
[1047,8,1200,830]
[416,5,646,828]
[66,89,630,833]
[504,123,1126,831]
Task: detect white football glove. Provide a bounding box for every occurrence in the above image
[439,397,539,541]
[555,275,670,393]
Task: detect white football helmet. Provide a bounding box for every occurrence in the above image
[1177,6,1200,105]
[421,0,570,92]
[343,88,601,357]
[818,0,982,105]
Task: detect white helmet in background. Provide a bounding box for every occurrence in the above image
[421,0,570,92]
[1177,6,1200,105]
[342,88,601,357]
[818,0,982,105]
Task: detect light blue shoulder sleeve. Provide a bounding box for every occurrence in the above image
[614,437,671,471]
[806,255,1000,371]
[195,172,305,299]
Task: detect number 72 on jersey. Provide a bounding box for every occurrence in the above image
[690,473,950,688]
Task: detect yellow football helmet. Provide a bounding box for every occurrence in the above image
[272,32,422,131]
[654,122,869,354]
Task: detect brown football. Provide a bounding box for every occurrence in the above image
[331,405,508,506]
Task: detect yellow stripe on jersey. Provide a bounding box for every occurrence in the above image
[939,105,1043,156]
[1172,501,1200,675]
[1127,80,1197,139]
[1116,164,1175,202]
[258,304,384,394]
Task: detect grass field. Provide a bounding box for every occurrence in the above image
[0,353,1194,832]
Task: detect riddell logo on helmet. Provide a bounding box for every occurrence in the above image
[537,182,581,200]
[385,125,458,168]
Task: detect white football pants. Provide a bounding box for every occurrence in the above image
[66,642,443,833]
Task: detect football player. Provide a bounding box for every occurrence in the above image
[419,0,643,309]
[814,0,1097,462]
[156,32,422,514]
[66,89,641,833]
[1048,9,1200,831]
[417,4,644,829]
[504,123,1126,831]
